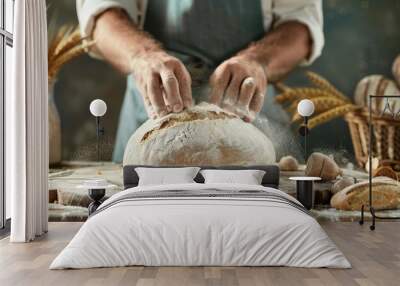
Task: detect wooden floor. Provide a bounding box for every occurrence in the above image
[0,222,399,286]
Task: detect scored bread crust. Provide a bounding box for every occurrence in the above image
[330,177,400,211]
[123,102,276,166]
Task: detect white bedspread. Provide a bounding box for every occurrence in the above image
[50,183,351,269]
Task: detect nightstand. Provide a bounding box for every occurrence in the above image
[77,179,116,215]
[289,176,321,210]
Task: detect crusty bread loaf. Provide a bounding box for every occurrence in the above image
[354,75,400,114]
[331,177,400,211]
[123,102,276,166]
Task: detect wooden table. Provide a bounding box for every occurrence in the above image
[48,162,372,222]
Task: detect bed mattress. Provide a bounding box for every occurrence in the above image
[50,183,350,269]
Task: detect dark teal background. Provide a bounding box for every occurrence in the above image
[287,0,400,159]
[47,0,400,162]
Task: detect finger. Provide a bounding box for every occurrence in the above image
[141,83,156,119]
[160,70,183,113]
[238,77,256,109]
[148,73,168,117]
[209,66,231,106]
[144,94,156,119]
[246,91,265,122]
[174,64,193,109]
[223,74,245,108]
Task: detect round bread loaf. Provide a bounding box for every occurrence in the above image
[393,55,400,87]
[331,177,400,211]
[123,102,276,166]
[354,75,400,114]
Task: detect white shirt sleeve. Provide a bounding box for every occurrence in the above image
[269,0,324,65]
[76,0,139,38]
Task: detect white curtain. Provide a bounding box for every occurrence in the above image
[7,0,49,242]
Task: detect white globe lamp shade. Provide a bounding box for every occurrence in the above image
[297,99,315,117]
[90,99,107,117]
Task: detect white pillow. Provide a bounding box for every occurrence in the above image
[200,169,266,185]
[135,167,200,186]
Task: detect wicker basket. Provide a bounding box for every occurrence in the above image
[344,109,400,168]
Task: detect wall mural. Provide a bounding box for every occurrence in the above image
[46,0,400,165]
[46,0,400,222]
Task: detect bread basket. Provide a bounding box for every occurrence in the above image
[345,108,400,167]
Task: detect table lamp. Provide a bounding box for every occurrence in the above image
[89,99,107,161]
[297,99,315,161]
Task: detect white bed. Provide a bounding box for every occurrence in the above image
[50,183,351,269]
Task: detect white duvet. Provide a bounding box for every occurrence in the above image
[50,183,350,269]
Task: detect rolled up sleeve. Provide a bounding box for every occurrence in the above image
[76,0,138,38]
[271,0,324,65]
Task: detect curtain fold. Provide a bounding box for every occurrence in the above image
[7,0,48,242]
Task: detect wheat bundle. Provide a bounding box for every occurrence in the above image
[308,104,357,129]
[48,26,94,83]
[305,71,349,102]
[276,72,357,129]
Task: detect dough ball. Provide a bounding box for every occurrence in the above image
[123,102,276,166]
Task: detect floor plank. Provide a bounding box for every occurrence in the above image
[0,222,399,286]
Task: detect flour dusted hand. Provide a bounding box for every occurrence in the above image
[209,56,267,122]
[130,51,193,118]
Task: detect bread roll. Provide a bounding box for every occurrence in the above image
[373,166,398,181]
[278,156,299,171]
[331,177,400,211]
[305,152,342,181]
[331,177,355,195]
[123,102,276,166]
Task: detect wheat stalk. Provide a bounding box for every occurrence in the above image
[48,41,94,83]
[274,82,292,93]
[48,25,69,63]
[308,104,358,129]
[53,28,83,60]
[48,25,94,84]
[306,71,349,102]
[276,88,345,104]
[291,97,347,123]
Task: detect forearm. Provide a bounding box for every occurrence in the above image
[238,22,312,82]
[92,8,162,74]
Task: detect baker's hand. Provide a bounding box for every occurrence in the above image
[130,51,193,118]
[209,55,267,122]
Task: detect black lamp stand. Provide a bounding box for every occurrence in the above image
[88,188,106,215]
[359,95,400,230]
[95,116,105,162]
[299,116,310,161]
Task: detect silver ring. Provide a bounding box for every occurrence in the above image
[242,77,255,86]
